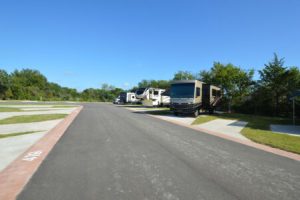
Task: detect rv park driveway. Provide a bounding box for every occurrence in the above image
[18,103,300,200]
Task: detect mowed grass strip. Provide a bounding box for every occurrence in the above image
[0,131,43,139]
[0,114,67,125]
[242,128,300,154]
[52,105,78,108]
[192,113,300,154]
[0,107,22,112]
[192,115,218,125]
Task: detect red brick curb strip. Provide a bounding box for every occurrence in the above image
[150,115,300,162]
[0,106,83,200]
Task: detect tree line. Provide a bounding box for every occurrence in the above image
[134,54,300,117]
[0,54,299,117]
[0,69,124,102]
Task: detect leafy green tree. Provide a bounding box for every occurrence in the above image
[0,69,10,99]
[137,80,170,89]
[173,71,196,80]
[101,83,115,91]
[200,62,254,112]
[259,54,300,116]
[10,69,48,100]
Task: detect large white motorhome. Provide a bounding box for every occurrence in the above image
[135,88,170,107]
[119,92,140,104]
[170,80,221,117]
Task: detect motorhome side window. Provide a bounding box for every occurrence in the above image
[212,89,220,97]
[154,91,159,95]
[212,89,217,97]
[196,87,201,97]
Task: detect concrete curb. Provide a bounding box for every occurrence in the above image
[0,106,83,200]
[150,114,300,162]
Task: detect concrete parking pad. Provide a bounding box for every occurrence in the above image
[152,114,248,141]
[271,125,300,136]
[0,119,62,135]
[153,114,195,125]
[0,106,77,173]
[0,106,82,200]
[0,131,47,171]
[196,119,248,140]
[124,104,249,141]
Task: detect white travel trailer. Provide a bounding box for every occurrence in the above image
[119,92,140,104]
[135,88,170,107]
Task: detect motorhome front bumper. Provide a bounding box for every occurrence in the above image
[170,103,200,113]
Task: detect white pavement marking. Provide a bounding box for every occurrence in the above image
[0,119,63,135]
[0,131,47,171]
[196,119,248,140]
[271,125,300,137]
[22,150,43,161]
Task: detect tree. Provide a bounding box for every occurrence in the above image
[0,69,10,99]
[200,62,254,112]
[10,69,48,100]
[137,80,170,89]
[173,71,196,80]
[101,83,115,91]
[259,54,300,116]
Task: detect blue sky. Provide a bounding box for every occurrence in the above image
[0,0,299,91]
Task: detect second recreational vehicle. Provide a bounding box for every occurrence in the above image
[119,92,140,104]
[170,80,221,117]
[135,88,170,107]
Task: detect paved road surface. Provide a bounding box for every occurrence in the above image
[18,103,300,200]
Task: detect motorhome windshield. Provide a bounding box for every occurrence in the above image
[136,88,146,95]
[171,83,195,98]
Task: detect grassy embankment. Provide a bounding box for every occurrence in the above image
[0,131,43,139]
[0,107,22,112]
[0,105,77,112]
[0,114,67,125]
[193,113,300,154]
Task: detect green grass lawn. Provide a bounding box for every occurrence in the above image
[192,113,300,154]
[192,115,218,125]
[0,131,43,139]
[0,105,77,112]
[0,114,67,125]
[0,107,22,112]
[51,105,78,108]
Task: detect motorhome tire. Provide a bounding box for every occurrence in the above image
[194,109,200,117]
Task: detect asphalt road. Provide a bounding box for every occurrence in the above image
[18,103,300,200]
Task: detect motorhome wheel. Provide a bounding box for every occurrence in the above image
[194,109,200,117]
